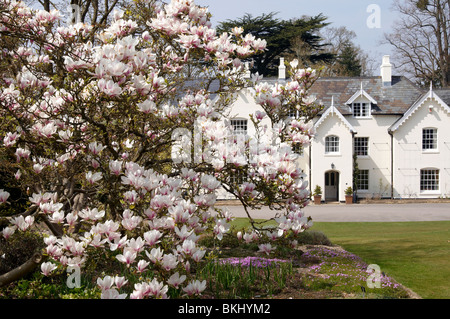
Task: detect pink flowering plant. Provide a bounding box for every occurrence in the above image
[0,0,321,298]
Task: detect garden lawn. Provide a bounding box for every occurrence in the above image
[311,221,450,299]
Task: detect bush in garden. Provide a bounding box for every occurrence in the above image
[0,0,321,298]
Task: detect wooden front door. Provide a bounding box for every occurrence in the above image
[325,171,339,201]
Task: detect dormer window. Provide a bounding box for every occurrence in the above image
[345,84,377,118]
[352,102,370,118]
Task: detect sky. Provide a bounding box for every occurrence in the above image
[195,0,400,75]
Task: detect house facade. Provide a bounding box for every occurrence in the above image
[222,56,450,202]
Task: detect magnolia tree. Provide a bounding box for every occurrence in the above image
[0,0,321,298]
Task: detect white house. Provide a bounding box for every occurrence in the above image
[223,56,450,202]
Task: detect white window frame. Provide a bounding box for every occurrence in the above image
[358,169,369,191]
[292,143,303,155]
[288,107,298,119]
[422,128,438,152]
[354,137,369,157]
[352,102,371,118]
[325,135,340,155]
[229,168,247,185]
[230,119,248,135]
[420,168,439,192]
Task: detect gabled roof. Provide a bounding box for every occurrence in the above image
[389,86,450,132]
[309,76,425,115]
[344,83,377,105]
[434,88,450,105]
[314,97,357,133]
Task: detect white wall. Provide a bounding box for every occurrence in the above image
[219,86,450,201]
[347,99,400,199]
[310,112,354,202]
[393,97,450,198]
[217,88,272,199]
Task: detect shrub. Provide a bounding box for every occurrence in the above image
[0,231,45,275]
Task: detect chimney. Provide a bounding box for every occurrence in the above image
[380,55,392,86]
[278,57,286,80]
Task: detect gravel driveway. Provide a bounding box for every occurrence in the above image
[221,203,450,222]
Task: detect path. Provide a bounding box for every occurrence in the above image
[220,203,450,222]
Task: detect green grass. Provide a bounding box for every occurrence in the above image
[230,218,450,299]
[310,221,450,299]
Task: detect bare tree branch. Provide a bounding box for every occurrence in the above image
[0,252,46,288]
[384,0,449,87]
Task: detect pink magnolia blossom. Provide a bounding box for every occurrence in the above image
[101,288,127,299]
[147,278,168,299]
[146,247,164,264]
[258,243,276,255]
[143,229,162,246]
[161,253,178,271]
[116,248,137,267]
[11,215,34,231]
[0,0,318,299]
[136,259,150,273]
[3,132,20,147]
[0,189,10,204]
[121,210,142,230]
[114,276,128,289]
[98,79,123,97]
[46,244,63,258]
[41,262,57,276]
[168,272,186,288]
[174,225,193,241]
[109,160,123,175]
[183,280,206,296]
[88,141,106,155]
[137,99,157,114]
[97,275,115,291]
[15,148,30,161]
[79,208,105,221]
[192,249,206,262]
[2,227,15,239]
[48,211,65,224]
[127,237,145,253]
[86,171,102,184]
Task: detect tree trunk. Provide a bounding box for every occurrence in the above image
[0,252,46,288]
[43,0,50,12]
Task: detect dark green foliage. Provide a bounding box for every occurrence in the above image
[0,231,45,275]
[294,230,333,246]
[217,12,334,76]
[335,43,362,77]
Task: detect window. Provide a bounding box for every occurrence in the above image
[231,119,248,135]
[353,103,370,117]
[292,143,303,155]
[422,128,437,151]
[420,169,439,191]
[354,137,369,156]
[325,135,340,154]
[325,171,338,186]
[288,107,298,119]
[358,170,369,191]
[230,168,247,185]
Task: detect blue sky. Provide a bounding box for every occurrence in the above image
[196,0,399,72]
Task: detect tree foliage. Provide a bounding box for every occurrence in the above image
[217,12,334,77]
[0,0,319,298]
[319,26,373,77]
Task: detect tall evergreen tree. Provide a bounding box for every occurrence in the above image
[336,42,362,77]
[218,12,334,77]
